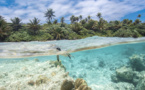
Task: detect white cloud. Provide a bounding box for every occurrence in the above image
[71,0,145,21]
[0,0,145,23]
[48,2,72,18]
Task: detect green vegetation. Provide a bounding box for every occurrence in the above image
[44,8,55,24]
[0,9,145,42]
[28,17,41,35]
[11,17,22,31]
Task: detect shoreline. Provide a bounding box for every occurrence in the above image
[0,38,145,59]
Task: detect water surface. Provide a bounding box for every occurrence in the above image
[1,36,145,58]
[1,41,145,89]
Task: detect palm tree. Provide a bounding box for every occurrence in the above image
[122,19,129,25]
[0,15,4,20]
[79,15,82,21]
[128,20,133,25]
[61,17,64,24]
[47,25,69,40]
[85,18,88,22]
[28,17,41,35]
[134,19,141,25]
[70,15,75,24]
[85,19,95,30]
[88,15,91,20]
[71,22,82,34]
[80,19,86,25]
[51,26,64,40]
[97,18,105,30]
[112,20,122,31]
[92,18,106,31]
[44,8,55,24]
[53,19,58,24]
[114,20,120,25]
[61,17,65,27]
[0,18,9,41]
[11,17,22,31]
[138,14,141,18]
[75,17,79,22]
[97,12,102,19]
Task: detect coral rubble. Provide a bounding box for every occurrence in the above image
[111,54,145,90]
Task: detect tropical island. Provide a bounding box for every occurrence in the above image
[1,0,145,89]
[0,8,145,42]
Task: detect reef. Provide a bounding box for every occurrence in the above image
[49,60,66,71]
[136,78,145,90]
[0,57,93,90]
[111,66,133,82]
[61,78,91,90]
[0,59,73,90]
[35,75,51,86]
[129,54,145,71]
[61,79,74,90]
[27,80,35,86]
[111,54,145,90]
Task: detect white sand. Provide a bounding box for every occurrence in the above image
[0,59,73,90]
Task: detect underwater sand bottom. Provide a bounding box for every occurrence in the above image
[0,59,73,90]
[0,59,136,90]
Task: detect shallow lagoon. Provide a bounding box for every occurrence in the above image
[0,40,145,89]
[1,36,145,58]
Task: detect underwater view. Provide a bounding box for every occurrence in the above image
[0,37,145,90]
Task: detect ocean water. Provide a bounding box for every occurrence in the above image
[0,41,145,89]
[1,36,145,58]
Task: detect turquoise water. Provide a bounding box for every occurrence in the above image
[0,42,145,86]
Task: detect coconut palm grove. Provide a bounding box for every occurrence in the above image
[0,8,145,42]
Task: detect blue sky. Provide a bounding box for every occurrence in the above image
[0,0,145,23]
[121,9,145,22]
